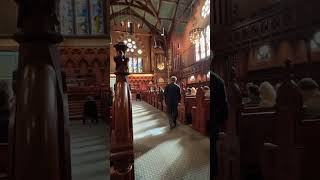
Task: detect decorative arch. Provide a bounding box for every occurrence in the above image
[65,59,76,77]
[79,59,89,75]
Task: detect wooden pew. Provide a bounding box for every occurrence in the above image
[261,81,320,179]
[178,92,185,124]
[153,91,158,108]
[150,92,154,106]
[162,99,167,113]
[152,92,156,107]
[185,96,196,124]
[0,143,8,179]
[191,88,210,135]
[239,106,276,179]
[157,91,163,111]
[218,95,277,180]
[216,70,241,180]
[217,62,320,180]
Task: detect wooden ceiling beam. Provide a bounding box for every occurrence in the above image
[110,1,155,15]
[111,6,116,25]
[169,0,194,40]
[168,0,180,39]
[141,0,147,29]
[110,7,162,35]
[144,0,162,30]
[155,0,163,28]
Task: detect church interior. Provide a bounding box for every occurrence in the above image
[0,0,320,180]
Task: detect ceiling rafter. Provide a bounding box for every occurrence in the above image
[141,0,148,29]
[135,0,158,16]
[110,1,155,15]
[155,0,163,27]
[111,5,116,25]
[144,0,162,29]
[110,0,194,36]
[169,0,194,39]
[168,0,180,39]
[110,6,162,35]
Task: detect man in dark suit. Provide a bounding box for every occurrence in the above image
[211,71,229,177]
[164,76,181,129]
[83,96,98,124]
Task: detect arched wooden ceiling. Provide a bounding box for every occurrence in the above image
[110,0,196,36]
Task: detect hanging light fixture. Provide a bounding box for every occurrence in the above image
[161,27,165,36]
[189,27,203,44]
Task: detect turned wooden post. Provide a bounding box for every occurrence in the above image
[11,0,71,180]
[110,42,135,180]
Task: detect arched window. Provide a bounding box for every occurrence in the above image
[206,26,210,57]
[195,40,200,61]
[124,37,143,73]
[200,31,206,59]
[195,25,210,61]
[201,0,210,18]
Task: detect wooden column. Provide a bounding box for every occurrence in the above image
[12,0,71,180]
[110,42,134,180]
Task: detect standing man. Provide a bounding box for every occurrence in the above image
[83,96,98,124]
[211,71,229,177]
[164,76,181,129]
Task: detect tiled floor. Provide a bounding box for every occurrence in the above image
[69,121,109,180]
[133,101,210,180]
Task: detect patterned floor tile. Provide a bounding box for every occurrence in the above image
[133,101,210,180]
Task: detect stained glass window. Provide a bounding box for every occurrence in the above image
[201,0,210,18]
[133,58,138,72]
[128,57,133,73]
[195,40,200,61]
[200,31,206,59]
[138,57,143,73]
[124,37,143,73]
[128,57,143,73]
[90,0,104,34]
[75,0,90,34]
[59,0,74,34]
[195,26,210,61]
[59,0,105,35]
[206,26,210,57]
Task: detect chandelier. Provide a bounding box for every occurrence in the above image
[189,28,203,44]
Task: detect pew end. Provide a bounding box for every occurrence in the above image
[0,143,8,179]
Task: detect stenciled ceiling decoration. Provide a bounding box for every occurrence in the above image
[110,0,196,36]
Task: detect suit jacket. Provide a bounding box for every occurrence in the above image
[0,110,9,143]
[164,83,181,107]
[211,72,228,136]
[84,100,98,117]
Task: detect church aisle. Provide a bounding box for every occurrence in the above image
[133,101,210,180]
[70,121,109,180]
